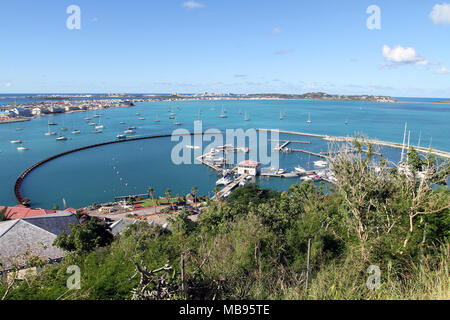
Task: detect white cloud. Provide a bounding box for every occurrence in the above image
[271,27,282,34]
[430,3,450,25]
[382,45,428,66]
[435,66,450,74]
[5,82,12,88]
[274,49,294,55]
[182,1,205,10]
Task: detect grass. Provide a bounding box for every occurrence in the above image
[137,197,178,208]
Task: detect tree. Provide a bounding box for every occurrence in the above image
[148,187,156,214]
[212,187,219,200]
[0,207,15,221]
[191,186,198,204]
[166,189,173,210]
[54,218,114,254]
[22,198,31,208]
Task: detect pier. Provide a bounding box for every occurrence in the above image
[258,129,450,159]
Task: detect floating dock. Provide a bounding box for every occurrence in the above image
[258,129,450,159]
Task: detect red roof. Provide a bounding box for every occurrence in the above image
[0,205,56,220]
[238,160,260,167]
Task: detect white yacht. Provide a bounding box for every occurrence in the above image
[56,136,67,141]
[124,129,134,134]
[17,146,28,151]
[244,112,250,121]
[216,176,232,186]
[295,166,307,174]
[71,130,81,134]
[116,134,127,140]
[314,160,328,168]
[10,140,22,144]
[307,113,312,124]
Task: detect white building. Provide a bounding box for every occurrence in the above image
[237,160,261,176]
[12,107,32,117]
[32,107,42,115]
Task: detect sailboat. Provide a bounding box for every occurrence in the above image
[95,117,104,130]
[219,106,228,118]
[155,113,161,123]
[244,112,250,121]
[45,124,57,136]
[307,113,312,124]
[280,111,284,120]
[195,110,202,123]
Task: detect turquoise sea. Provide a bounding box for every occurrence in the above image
[0,98,448,209]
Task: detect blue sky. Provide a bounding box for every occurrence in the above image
[1,0,450,97]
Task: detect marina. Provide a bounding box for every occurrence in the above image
[0,97,448,209]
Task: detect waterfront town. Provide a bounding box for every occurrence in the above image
[0,92,397,124]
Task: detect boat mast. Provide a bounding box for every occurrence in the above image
[400,122,407,163]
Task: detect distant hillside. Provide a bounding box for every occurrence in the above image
[246,92,397,103]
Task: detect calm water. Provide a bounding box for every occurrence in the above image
[0,98,448,209]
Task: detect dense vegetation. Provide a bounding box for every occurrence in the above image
[1,143,449,300]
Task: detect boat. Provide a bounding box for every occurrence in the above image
[10,140,22,144]
[95,125,104,130]
[244,112,250,121]
[45,131,57,136]
[224,191,232,198]
[195,110,202,123]
[155,114,160,122]
[216,176,233,186]
[17,146,28,151]
[93,128,103,134]
[345,120,349,125]
[56,136,67,141]
[239,179,248,187]
[136,113,141,116]
[295,166,307,174]
[301,175,313,182]
[174,121,183,126]
[93,114,101,118]
[128,126,137,130]
[219,107,228,118]
[85,117,92,121]
[314,160,328,168]
[71,130,81,134]
[116,134,127,140]
[124,129,134,134]
[119,121,126,124]
[88,122,96,126]
[276,168,286,175]
[16,128,23,131]
[280,111,284,120]
[307,113,312,124]
[60,127,68,131]
[48,121,57,126]
[170,112,177,116]
[169,116,176,119]
[138,117,145,120]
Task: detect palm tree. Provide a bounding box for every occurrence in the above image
[0,207,15,221]
[191,186,198,204]
[213,186,219,200]
[165,189,172,210]
[148,187,156,214]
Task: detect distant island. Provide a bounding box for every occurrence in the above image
[246,92,397,103]
[434,100,450,104]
